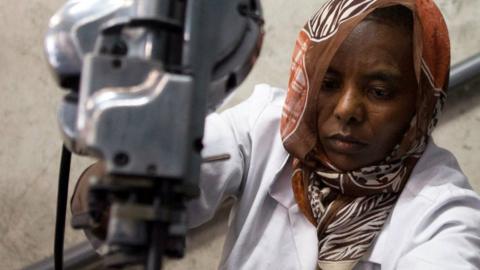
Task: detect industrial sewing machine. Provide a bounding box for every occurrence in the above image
[44,0,264,268]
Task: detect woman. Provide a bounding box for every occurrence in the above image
[73,0,480,269]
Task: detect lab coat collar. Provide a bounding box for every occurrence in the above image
[267,145,319,269]
[268,151,294,208]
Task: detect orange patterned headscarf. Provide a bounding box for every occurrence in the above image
[280,1,450,269]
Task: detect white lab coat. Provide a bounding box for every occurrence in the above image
[187,84,480,270]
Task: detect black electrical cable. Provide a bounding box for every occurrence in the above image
[54,145,72,270]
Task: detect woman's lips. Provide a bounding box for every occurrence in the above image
[325,134,368,154]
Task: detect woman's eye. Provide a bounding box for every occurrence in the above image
[369,87,393,100]
[321,78,340,92]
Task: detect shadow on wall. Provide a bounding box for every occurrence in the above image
[440,76,480,126]
[439,54,480,125]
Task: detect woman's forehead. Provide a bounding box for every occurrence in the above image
[330,19,414,74]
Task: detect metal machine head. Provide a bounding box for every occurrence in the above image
[45,0,263,178]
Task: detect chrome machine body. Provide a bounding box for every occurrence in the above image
[45,0,263,268]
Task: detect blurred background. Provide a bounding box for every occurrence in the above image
[0,0,479,269]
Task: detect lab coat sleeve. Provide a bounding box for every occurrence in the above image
[186,84,276,228]
[396,190,480,270]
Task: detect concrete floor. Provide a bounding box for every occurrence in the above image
[0,0,479,269]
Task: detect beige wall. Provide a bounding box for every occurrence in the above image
[0,0,479,269]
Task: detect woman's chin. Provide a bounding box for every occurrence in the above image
[325,151,379,172]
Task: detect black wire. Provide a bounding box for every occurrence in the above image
[54,145,72,270]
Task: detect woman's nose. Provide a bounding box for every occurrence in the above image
[333,86,365,125]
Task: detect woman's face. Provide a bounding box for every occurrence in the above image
[317,19,417,171]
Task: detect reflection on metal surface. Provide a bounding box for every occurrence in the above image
[45,0,136,86]
[79,70,164,133]
[202,154,231,163]
[449,53,480,90]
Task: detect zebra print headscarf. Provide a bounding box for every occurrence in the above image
[280,0,450,269]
